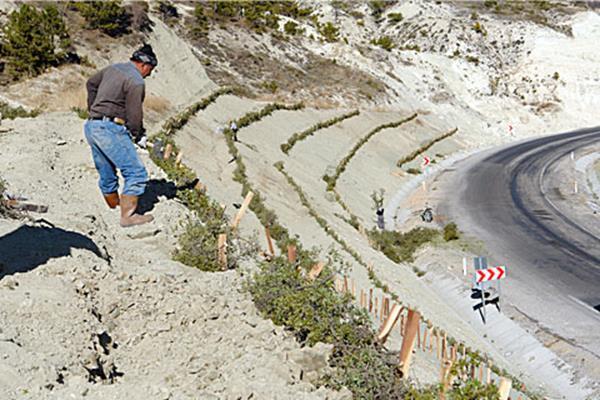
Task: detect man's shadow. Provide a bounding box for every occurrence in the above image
[137,178,199,214]
[0,222,106,279]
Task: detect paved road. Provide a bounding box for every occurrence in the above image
[442,128,600,359]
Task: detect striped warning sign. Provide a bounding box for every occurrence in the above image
[475,266,506,283]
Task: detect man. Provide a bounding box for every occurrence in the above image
[84,44,157,227]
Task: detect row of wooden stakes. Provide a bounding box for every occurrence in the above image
[333,275,522,400]
[164,148,524,400]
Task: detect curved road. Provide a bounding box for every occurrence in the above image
[442,128,600,360]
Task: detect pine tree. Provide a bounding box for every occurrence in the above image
[75,1,131,37]
[1,4,71,79]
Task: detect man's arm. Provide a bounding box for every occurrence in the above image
[125,82,145,139]
[86,69,104,111]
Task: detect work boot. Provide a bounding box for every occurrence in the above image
[120,194,153,227]
[103,192,120,209]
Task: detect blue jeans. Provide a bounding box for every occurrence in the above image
[84,119,148,196]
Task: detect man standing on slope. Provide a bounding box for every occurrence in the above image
[84,44,157,227]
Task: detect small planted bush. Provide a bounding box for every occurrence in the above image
[0,102,41,119]
[284,20,299,35]
[369,227,439,264]
[371,35,395,51]
[443,222,459,241]
[319,22,340,42]
[388,12,404,23]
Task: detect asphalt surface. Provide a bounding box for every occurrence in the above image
[442,128,600,359]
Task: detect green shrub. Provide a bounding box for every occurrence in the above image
[75,1,131,37]
[388,12,404,23]
[369,0,387,17]
[472,21,487,36]
[284,20,299,35]
[443,222,459,241]
[326,114,417,191]
[191,4,210,37]
[466,55,480,65]
[249,253,407,398]
[369,227,439,264]
[319,22,339,42]
[156,1,180,25]
[406,167,421,175]
[371,35,395,51]
[71,107,89,120]
[261,80,278,93]
[0,102,41,119]
[552,71,560,80]
[1,4,72,79]
[280,109,359,154]
[396,128,458,168]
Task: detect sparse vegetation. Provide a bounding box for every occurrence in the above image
[71,107,89,120]
[396,128,458,168]
[323,114,418,191]
[443,222,459,241]
[465,55,480,65]
[261,80,279,93]
[280,110,359,154]
[472,21,487,36]
[0,102,41,120]
[319,21,340,42]
[156,1,180,26]
[0,4,72,79]
[371,35,395,51]
[388,12,404,24]
[406,167,421,175]
[74,0,132,37]
[283,20,299,35]
[369,227,439,264]
[552,71,560,80]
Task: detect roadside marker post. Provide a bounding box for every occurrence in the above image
[472,259,506,324]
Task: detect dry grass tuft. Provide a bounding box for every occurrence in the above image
[145,94,172,115]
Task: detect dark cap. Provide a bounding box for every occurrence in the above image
[131,44,158,67]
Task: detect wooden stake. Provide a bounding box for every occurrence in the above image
[498,377,512,400]
[377,303,403,343]
[287,244,296,263]
[308,262,325,281]
[194,180,206,193]
[398,309,421,377]
[421,327,429,351]
[416,319,421,348]
[360,289,365,308]
[440,360,454,400]
[374,297,379,317]
[442,332,447,361]
[369,288,373,313]
[231,191,254,230]
[163,143,172,160]
[343,276,349,293]
[436,331,441,360]
[351,279,355,296]
[265,227,275,257]
[217,234,227,270]
[486,364,492,385]
[400,314,405,336]
[175,151,183,165]
[478,364,484,382]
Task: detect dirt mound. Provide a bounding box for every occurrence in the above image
[0,114,346,400]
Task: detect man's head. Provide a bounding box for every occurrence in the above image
[131,44,158,78]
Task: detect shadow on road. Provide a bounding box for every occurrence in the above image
[0,223,104,279]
